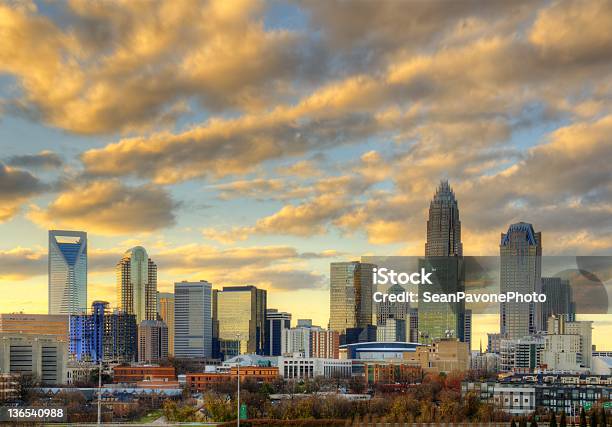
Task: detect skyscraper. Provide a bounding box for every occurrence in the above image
[541,277,575,328]
[174,281,212,358]
[500,222,542,339]
[419,181,465,343]
[265,309,291,356]
[425,180,462,257]
[329,261,375,334]
[157,292,175,355]
[215,286,266,358]
[375,283,410,326]
[116,247,157,324]
[48,230,87,315]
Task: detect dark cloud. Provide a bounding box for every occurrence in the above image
[6,151,63,170]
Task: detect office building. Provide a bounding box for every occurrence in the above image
[499,335,545,373]
[541,333,583,372]
[500,222,542,339]
[541,277,575,327]
[69,301,137,363]
[310,329,340,359]
[376,317,406,342]
[464,309,472,349]
[265,309,291,356]
[215,286,266,358]
[470,351,500,373]
[419,181,466,344]
[0,333,68,385]
[48,230,87,315]
[408,339,470,373]
[282,325,321,357]
[138,320,168,364]
[186,366,279,391]
[116,246,157,324]
[408,308,419,342]
[487,333,502,354]
[157,292,175,355]
[547,315,593,369]
[113,366,176,383]
[174,281,212,359]
[375,283,410,326]
[0,313,68,342]
[329,261,375,334]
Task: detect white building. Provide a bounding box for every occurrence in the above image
[500,335,544,373]
[174,281,213,358]
[0,334,68,385]
[541,334,584,372]
[492,385,536,415]
[282,326,322,357]
[277,356,352,379]
[547,315,593,369]
[470,351,500,373]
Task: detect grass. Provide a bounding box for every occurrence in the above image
[134,408,163,423]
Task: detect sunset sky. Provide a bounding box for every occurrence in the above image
[0,0,611,349]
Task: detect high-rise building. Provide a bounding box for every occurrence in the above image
[116,246,157,324]
[376,317,406,342]
[500,222,542,339]
[547,315,593,369]
[138,320,168,364]
[282,326,317,357]
[375,283,410,326]
[68,301,137,363]
[419,181,465,344]
[541,277,575,328]
[424,180,462,257]
[329,261,375,334]
[408,308,419,342]
[48,230,87,315]
[215,286,266,358]
[265,309,291,356]
[174,281,212,358]
[499,335,545,373]
[0,313,68,342]
[0,333,68,385]
[157,292,175,355]
[464,309,472,350]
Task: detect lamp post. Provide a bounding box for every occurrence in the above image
[236,333,241,427]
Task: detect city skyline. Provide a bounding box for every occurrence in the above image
[0,0,611,351]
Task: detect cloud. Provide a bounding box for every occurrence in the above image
[0,0,305,134]
[27,180,177,234]
[0,247,46,280]
[6,150,63,170]
[0,162,48,221]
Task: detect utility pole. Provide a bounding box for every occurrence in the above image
[236,333,241,427]
[97,357,102,425]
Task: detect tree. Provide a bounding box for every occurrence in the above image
[511,419,517,427]
[581,408,588,427]
[559,411,567,427]
[550,411,557,427]
[531,420,538,427]
[16,374,39,403]
[590,411,597,427]
[599,408,607,427]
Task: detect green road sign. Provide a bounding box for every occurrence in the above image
[240,403,247,420]
[604,401,612,409]
[584,402,593,410]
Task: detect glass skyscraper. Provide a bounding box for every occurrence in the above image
[215,285,266,358]
[174,281,212,358]
[418,181,465,344]
[500,222,542,339]
[329,261,375,334]
[157,292,175,355]
[48,230,87,315]
[116,246,157,324]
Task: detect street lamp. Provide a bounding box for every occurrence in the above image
[236,333,241,427]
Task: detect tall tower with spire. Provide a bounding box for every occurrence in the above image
[425,180,463,257]
[418,180,467,346]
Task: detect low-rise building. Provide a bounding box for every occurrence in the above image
[186,366,279,391]
[112,366,176,383]
[278,356,352,379]
[406,339,469,373]
[363,362,422,385]
[0,373,18,402]
[0,313,69,342]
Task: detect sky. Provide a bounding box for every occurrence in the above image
[0,0,611,350]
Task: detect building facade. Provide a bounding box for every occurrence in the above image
[116,246,157,324]
[0,333,68,385]
[329,261,375,334]
[310,329,340,359]
[174,281,212,358]
[0,313,68,342]
[215,286,267,358]
[138,320,168,364]
[157,292,175,355]
[419,181,466,344]
[48,230,87,315]
[265,309,291,356]
[500,222,542,339]
[376,317,406,342]
[278,356,352,379]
